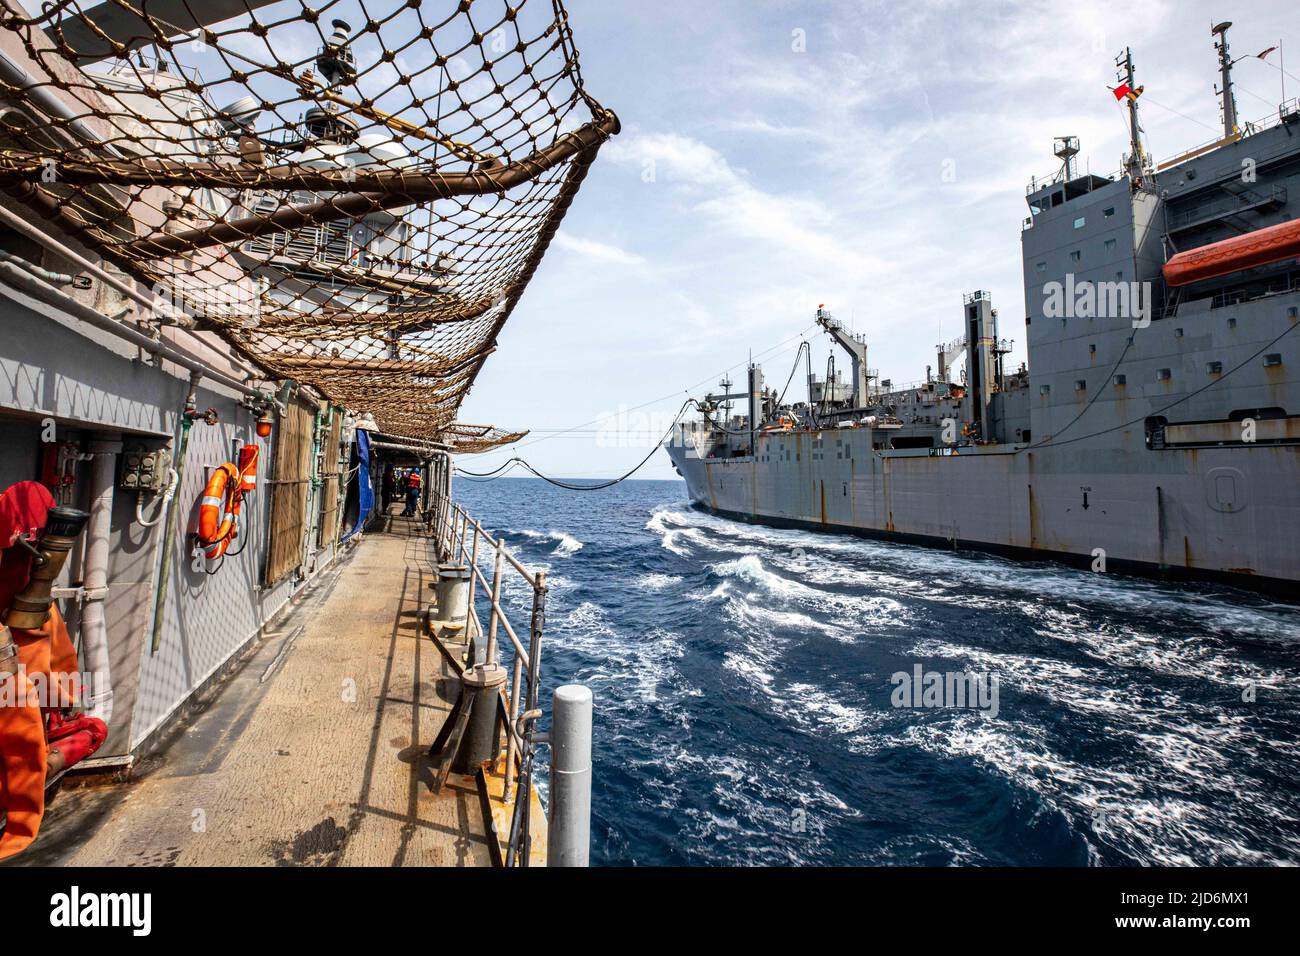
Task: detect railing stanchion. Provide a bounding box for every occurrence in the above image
[504,652,523,802]
[464,522,480,661]
[513,569,547,865]
[486,540,504,664]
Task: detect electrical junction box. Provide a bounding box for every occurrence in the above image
[120,445,171,493]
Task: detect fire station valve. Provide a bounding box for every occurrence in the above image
[3,507,90,630]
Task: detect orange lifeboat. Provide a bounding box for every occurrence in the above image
[1163,217,1300,287]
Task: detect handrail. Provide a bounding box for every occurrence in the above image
[1026,101,1299,194]
[450,510,539,587]
[426,483,549,866]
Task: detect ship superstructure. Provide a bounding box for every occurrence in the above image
[668,27,1300,592]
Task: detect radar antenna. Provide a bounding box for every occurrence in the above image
[317,19,358,87]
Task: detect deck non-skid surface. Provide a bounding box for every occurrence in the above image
[10,514,541,867]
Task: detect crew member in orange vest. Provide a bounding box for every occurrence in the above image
[401,468,422,517]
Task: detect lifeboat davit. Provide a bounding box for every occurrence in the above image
[1163,217,1300,287]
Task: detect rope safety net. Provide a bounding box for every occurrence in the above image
[0,0,617,452]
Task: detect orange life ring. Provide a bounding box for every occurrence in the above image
[198,463,241,560]
[197,447,259,561]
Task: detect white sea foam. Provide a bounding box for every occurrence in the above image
[711,554,809,597]
[703,553,906,640]
[636,573,683,591]
[557,603,692,720]
[650,505,1299,643]
[646,509,713,556]
[518,528,584,556]
[852,706,1300,865]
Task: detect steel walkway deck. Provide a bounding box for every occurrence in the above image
[3,511,545,867]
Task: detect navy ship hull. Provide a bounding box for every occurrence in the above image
[667,432,1300,593]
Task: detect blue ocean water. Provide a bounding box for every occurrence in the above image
[453,476,1300,866]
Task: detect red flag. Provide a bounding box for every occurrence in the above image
[1112,83,1131,101]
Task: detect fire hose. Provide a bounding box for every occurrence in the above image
[0,483,107,861]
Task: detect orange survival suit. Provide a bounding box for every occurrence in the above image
[0,481,107,860]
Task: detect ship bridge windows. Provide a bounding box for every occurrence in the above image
[1073,216,1087,229]
[1104,206,1116,218]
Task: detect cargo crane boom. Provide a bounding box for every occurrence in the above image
[815,306,869,407]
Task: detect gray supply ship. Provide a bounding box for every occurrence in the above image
[667,29,1300,594]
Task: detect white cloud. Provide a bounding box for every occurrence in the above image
[552,231,647,267]
[607,131,887,276]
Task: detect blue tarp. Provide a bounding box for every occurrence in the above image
[341,428,374,542]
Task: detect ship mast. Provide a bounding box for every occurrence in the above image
[1213,21,1239,139]
[1116,47,1146,184]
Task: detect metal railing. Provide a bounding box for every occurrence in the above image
[431,493,550,866]
[1166,183,1287,232]
[1026,100,1300,195]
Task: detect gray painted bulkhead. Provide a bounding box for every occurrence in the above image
[1,286,345,760]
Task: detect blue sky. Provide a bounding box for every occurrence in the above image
[456,0,1297,479]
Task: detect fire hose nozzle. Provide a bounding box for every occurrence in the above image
[2,506,89,630]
